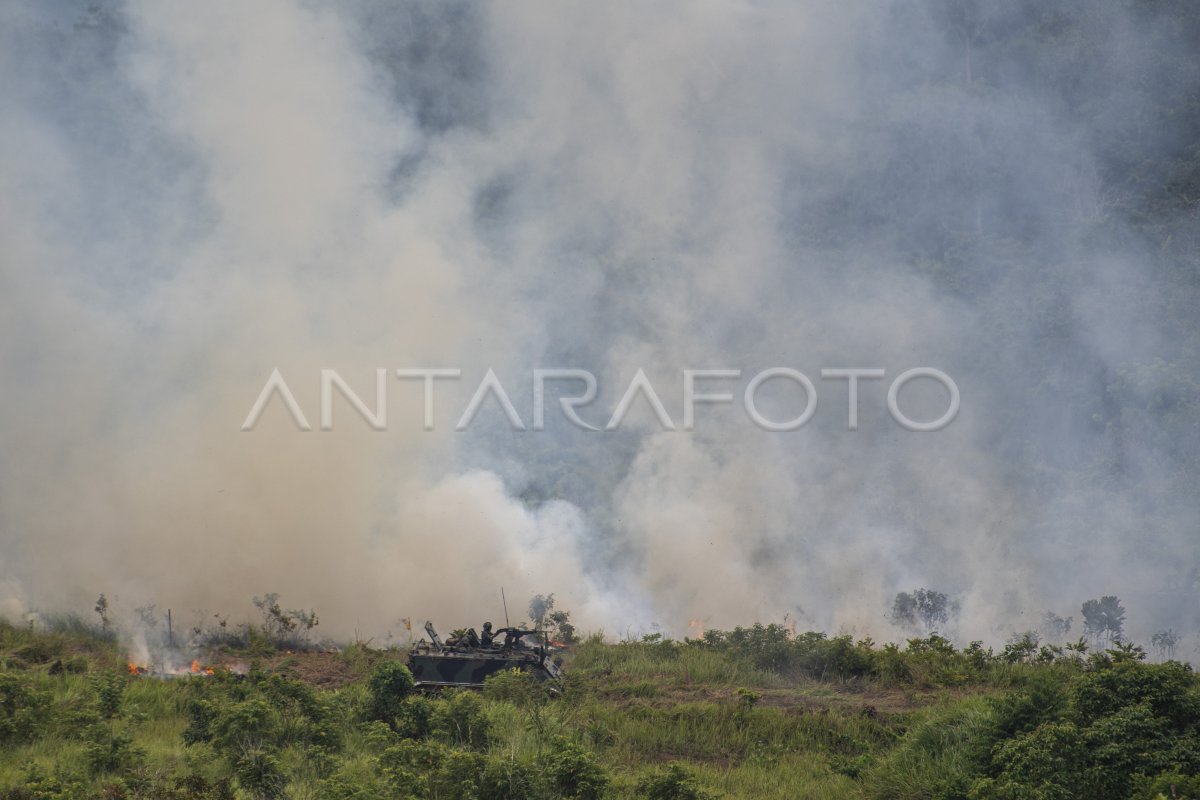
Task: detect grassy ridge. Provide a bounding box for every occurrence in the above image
[2,619,1198,799]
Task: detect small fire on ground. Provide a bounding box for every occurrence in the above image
[127,658,245,678]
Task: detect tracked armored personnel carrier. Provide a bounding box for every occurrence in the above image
[409,621,563,691]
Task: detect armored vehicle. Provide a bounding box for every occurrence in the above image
[409,621,563,691]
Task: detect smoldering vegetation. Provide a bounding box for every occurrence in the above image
[0,0,1199,653]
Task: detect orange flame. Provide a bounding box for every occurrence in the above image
[190,660,201,674]
[127,662,140,676]
[688,619,704,639]
[204,667,215,676]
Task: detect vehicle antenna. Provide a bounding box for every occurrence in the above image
[501,586,510,628]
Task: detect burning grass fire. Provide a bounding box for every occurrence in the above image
[126,657,244,678]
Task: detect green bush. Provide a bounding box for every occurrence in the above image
[233,746,287,800]
[365,661,415,726]
[183,698,218,744]
[395,694,436,740]
[638,763,719,800]
[432,690,492,750]
[988,671,1068,740]
[210,698,280,753]
[484,667,555,706]
[82,722,144,776]
[10,764,88,800]
[544,738,610,800]
[972,721,1087,799]
[968,659,1200,800]
[1070,661,1198,727]
[90,670,126,718]
[0,672,51,744]
[478,756,540,800]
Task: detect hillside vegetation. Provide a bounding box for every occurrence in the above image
[2,618,1199,800]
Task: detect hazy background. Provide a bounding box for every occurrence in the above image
[1,0,1198,648]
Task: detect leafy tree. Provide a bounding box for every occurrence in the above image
[1081,597,1125,647]
[1040,612,1073,640]
[890,588,959,633]
[1151,629,1179,661]
[1002,631,1040,664]
[528,594,555,630]
[548,609,578,645]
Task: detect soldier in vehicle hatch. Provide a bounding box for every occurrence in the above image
[480,621,495,647]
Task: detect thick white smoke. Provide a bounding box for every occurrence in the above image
[0,1,1196,647]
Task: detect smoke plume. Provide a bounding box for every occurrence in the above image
[1,0,1198,647]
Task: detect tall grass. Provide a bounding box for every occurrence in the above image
[583,698,897,766]
[569,635,779,687]
[858,697,994,799]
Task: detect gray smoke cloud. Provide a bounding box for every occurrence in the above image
[1,0,1197,648]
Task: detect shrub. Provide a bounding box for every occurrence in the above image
[183,698,218,745]
[478,757,539,800]
[377,739,438,798]
[315,768,390,800]
[210,698,279,753]
[395,694,436,740]
[432,690,492,749]
[735,688,760,711]
[91,671,126,718]
[971,721,1087,800]
[0,672,51,744]
[637,763,719,800]
[1070,660,1198,728]
[427,748,485,800]
[11,763,88,800]
[366,661,415,725]
[988,671,1068,741]
[233,747,287,800]
[484,667,554,706]
[544,738,610,800]
[82,723,144,776]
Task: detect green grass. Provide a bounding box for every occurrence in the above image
[1,620,1192,800]
[569,636,780,687]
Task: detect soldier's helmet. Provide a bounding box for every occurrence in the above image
[483,622,493,631]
